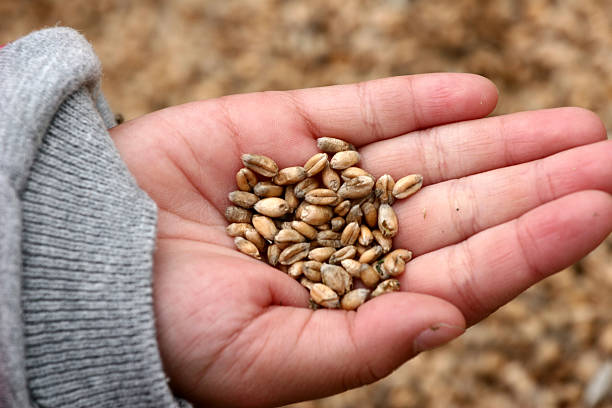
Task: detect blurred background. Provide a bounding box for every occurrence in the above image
[2,0,611,407]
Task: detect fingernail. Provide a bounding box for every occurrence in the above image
[413,323,465,354]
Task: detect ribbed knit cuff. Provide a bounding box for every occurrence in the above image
[0,27,183,407]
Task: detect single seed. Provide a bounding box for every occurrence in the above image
[298,203,333,226]
[329,245,356,264]
[304,152,328,177]
[291,221,318,240]
[234,237,261,259]
[338,176,375,199]
[345,205,363,225]
[340,259,362,278]
[242,153,279,177]
[310,283,340,308]
[317,223,331,231]
[320,165,341,194]
[252,215,278,241]
[274,228,306,244]
[330,216,346,232]
[300,277,316,291]
[340,222,360,246]
[304,188,338,205]
[236,168,258,192]
[253,181,284,197]
[361,202,378,228]
[288,261,304,278]
[372,230,393,253]
[228,191,259,208]
[225,206,252,223]
[341,288,371,310]
[378,203,398,237]
[317,230,342,248]
[359,245,383,264]
[374,259,390,280]
[383,249,413,277]
[278,242,310,265]
[268,244,282,266]
[254,197,290,218]
[308,246,336,262]
[303,261,323,282]
[334,200,351,216]
[392,174,424,199]
[245,227,266,251]
[285,185,299,212]
[371,279,400,297]
[273,166,307,185]
[330,150,360,170]
[321,264,352,295]
[226,222,252,237]
[317,137,355,153]
[375,174,395,205]
[358,225,374,246]
[359,263,380,288]
[294,177,320,198]
[341,167,372,182]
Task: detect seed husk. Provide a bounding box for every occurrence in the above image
[304,188,339,205]
[374,259,390,280]
[293,177,320,199]
[330,216,346,232]
[304,152,328,177]
[310,283,340,308]
[291,221,318,240]
[274,228,306,244]
[242,153,279,177]
[359,263,380,288]
[226,222,252,237]
[228,191,259,208]
[338,176,375,199]
[361,202,378,228]
[268,244,282,266]
[285,185,299,212]
[254,197,290,218]
[392,174,423,199]
[321,264,352,295]
[378,203,398,237]
[345,205,363,225]
[329,245,356,265]
[253,181,284,197]
[375,174,395,205]
[322,164,341,191]
[287,261,304,278]
[330,150,361,170]
[252,214,278,241]
[279,242,311,265]
[358,225,374,246]
[372,229,393,253]
[340,259,362,278]
[298,203,334,226]
[225,206,252,223]
[303,260,323,282]
[245,227,266,251]
[340,222,360,246]
[273,166,307,185]
[359,245,383,264]
[341,288,371,310]
[371,279,400,297]
[308,246,336,262]
[383,249,412,277]
[236,168,258,192]
[234,237,261,259]
[317,137,355,153]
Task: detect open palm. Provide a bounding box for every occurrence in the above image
[110,74,612,408]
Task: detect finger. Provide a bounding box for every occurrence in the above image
[209,292,464,407]
[401,190,612,326]
[360,107,607,185]
[392,139,612,255]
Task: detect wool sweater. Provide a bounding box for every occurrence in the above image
[0,27,185,407]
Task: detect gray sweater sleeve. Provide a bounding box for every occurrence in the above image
[0,28,186,407]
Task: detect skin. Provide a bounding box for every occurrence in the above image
[109,73,612,407]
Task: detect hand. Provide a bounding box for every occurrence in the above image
[110,74,612,407]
